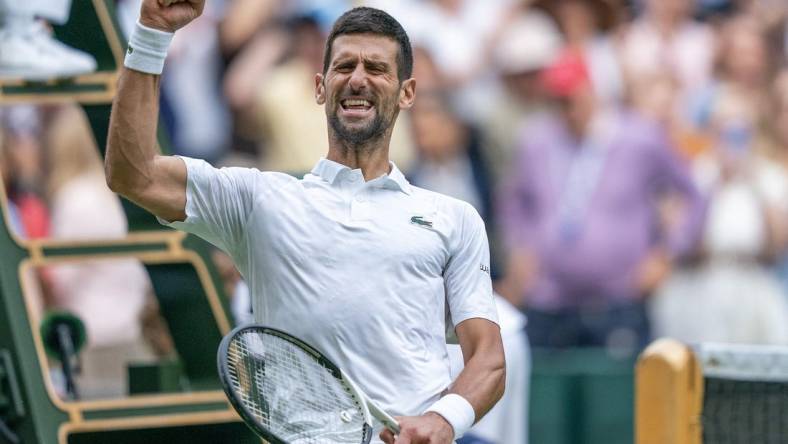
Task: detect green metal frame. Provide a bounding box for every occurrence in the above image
[0,2,257,443]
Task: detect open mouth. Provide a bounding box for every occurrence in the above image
[340,98,374,117]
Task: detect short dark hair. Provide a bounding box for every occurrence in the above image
[323,7,413,81]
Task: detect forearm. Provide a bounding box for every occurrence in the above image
[104,0,199,222]
[448,344,506,422]
[383,331,505,444]
[105,67,162,199]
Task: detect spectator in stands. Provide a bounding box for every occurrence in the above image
[381,0,518,122]
[1,106,49,239]
[45,105,155,399]
[497,50,705,352]
[219,0,289,160]
[687,15,776,140]
[409,85,507,270]
[408,90,494,231]
[651,45,788,345]
[727,0,787,58]
[217,0,281,58]
[621,0,716,100]
[117,0,231,163]
[411,45,446,92]
[0,106,53,333]
[250,15,329,174]
[481,9,563,184]
[534,0,625,105]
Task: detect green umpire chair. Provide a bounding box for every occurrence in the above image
[0,1,259,442]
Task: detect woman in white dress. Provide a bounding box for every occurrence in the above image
[650,20,788,345]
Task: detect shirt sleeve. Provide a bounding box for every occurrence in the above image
[444,202,499,343]
[158,156,260,256]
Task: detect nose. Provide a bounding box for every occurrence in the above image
[348,64,368,92]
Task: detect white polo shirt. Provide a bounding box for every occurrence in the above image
[163,156,498,422]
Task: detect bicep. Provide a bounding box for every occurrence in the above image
[455,318,504,365]
[134,155,188,223]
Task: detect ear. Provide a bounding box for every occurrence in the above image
[398,78,416,110]
[315,73,326,105]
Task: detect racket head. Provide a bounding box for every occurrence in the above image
[217,325,374,444]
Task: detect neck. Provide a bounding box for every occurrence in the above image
[326,129,394,180]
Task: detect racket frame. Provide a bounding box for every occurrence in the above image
[217,324,399,443]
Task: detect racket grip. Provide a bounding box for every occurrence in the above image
[369,401,400,434]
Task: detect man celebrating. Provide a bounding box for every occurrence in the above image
[105,2,505,443]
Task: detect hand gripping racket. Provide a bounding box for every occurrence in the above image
[218,325,400,443]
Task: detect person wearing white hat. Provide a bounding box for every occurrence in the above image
[481,10,563,184]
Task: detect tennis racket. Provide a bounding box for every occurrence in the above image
[217,324,400,444]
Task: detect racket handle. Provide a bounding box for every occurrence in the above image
[368,401,400,434]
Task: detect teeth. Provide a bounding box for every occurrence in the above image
[343,99,370,107]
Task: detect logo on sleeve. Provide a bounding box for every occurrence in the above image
[480,264,490,274]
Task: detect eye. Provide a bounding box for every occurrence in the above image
[366,64,387,75]
[334,63,355,73]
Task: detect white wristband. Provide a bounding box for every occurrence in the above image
[424,394,475,439]
[124,21,174,75]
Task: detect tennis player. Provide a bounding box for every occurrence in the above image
[106,1,505,443]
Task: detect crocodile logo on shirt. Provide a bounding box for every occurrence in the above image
[410,216,433,227]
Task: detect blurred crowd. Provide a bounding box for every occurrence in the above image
[3,0,788,401]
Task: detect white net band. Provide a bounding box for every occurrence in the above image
[695,343,788,382]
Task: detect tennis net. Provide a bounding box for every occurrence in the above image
[696,343,788,444]
[636,339,788,444]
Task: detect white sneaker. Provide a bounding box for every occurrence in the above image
[0,21,97,81]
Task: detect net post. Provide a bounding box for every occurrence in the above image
[635,338,703,444]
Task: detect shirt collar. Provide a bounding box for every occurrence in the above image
[310,157,412,195]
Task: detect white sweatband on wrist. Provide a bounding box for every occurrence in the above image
[424,394,475,438]
[124,21,174,75]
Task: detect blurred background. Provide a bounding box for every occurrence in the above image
[2,0,788,443]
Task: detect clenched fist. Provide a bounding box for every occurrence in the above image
[140,0,205,33]
[380,413,454,444]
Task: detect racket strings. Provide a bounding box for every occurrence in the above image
[227,330,367,443]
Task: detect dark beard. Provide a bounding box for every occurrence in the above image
[328,109,390,148]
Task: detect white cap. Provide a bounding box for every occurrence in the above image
[493,11,563,75]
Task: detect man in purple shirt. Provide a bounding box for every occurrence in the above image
[497,50,705,350]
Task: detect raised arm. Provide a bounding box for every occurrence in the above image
[105,0,205,222]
